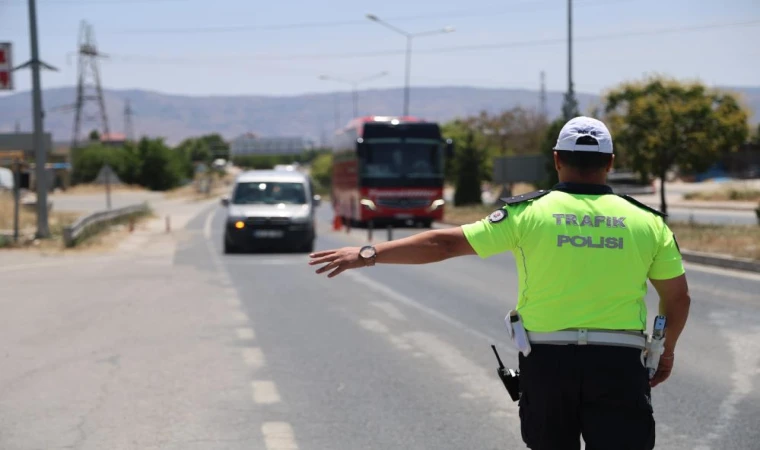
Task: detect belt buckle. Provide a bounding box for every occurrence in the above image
[577,329,588,345]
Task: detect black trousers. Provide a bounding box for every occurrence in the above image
[517,344,655,450]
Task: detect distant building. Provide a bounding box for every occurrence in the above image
[100,133,127,147]
[230,133,314,156]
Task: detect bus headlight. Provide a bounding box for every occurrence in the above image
[360,199,377,211]
[427,199,445,211]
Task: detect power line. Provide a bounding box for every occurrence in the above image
[1,0,188,4]
[11,0,634,33]
[101,19,760,65]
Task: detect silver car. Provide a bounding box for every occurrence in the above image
[221,169,321,254]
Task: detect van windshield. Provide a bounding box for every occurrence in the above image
[232,181,307,205]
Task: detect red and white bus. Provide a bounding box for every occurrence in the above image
[331,115,453,228]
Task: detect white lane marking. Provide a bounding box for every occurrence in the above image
[224,258,303,266]
[251,381,281,404]
[370,301,408,321]
[203,206,214,240]
[231,311,249,322]
[344,271,502,346]
[203,208,226,273]
[227,297,243,308]
[683,261,760,282]
[403,331,517,419]
[694,313,760,449]
[690,283,758,303]
[359,319,390,334]
[262,422,299,450]
[236,327,256,340]
[242,347,266,369]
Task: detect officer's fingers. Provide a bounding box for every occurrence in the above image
[309,253,339,266]
[327,264,348,278]
[649,368,671,388]
[315,260,341,275]
[310,250,336,258]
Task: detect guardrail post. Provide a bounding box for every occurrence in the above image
[62,226,73,247]
[165,215,171,233]
[368,220,374,242]
[387,224,392,241]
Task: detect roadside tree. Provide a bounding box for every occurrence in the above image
[603,75,749,216]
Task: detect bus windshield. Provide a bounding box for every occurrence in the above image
[360,139,444,181]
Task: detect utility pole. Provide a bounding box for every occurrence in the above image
[124,99,135,141]
[333,92,340,131]
[366,14,454,116]
[14,0,59,238]
[319,72,388,118]
[539,71,547,119]
[561,0,579,120]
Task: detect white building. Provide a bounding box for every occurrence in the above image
[230,133,314,156]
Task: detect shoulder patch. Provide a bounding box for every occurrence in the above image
[488,208,508,223]
[618,194,667,218]
[500,189,551,205]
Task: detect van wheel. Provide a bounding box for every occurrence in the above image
[223,236,237,254]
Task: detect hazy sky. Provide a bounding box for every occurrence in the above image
[1,0,759,97]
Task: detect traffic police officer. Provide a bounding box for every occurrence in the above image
[309,116,692,450]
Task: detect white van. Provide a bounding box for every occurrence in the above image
[220,169,321,254]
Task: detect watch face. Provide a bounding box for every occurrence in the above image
[360,246,376,258]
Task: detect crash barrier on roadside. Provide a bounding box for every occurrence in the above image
[62,202,150,247]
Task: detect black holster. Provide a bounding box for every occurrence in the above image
[492,345,521,402]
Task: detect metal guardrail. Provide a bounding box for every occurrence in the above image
[62,202,149,247]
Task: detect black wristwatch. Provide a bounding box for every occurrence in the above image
[359,245,377,267]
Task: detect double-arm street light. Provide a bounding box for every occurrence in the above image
[366,14,454,116]
[318,71,389,118]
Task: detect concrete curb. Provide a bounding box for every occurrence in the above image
[679,250,760,273]
[666,202,758,212]
[432,221,759,274]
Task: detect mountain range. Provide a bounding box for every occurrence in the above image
[1,85,758,146]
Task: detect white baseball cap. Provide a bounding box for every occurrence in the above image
[554,116,613,154]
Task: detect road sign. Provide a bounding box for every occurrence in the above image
[0,43,13,91]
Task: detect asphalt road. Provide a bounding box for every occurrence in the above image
[1,201,758,449]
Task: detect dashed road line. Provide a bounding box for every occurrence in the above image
[370,301,408,321]
[242,347,266,369]
[236,327,256,340]
[251,381,281,404]
[262,422,299,450]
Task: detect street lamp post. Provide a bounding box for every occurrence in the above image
[319,71,389,118]
[366,14,454,116]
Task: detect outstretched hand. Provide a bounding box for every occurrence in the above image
[309,247,365,278]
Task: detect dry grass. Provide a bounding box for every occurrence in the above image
[442,204,760,261]
[62,183,148,195]
[0,193,153,253]
[0,194,81,235]
[683,187,760,202]
[669,222,760,261]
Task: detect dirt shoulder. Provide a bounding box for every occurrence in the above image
[441,205,760,261]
